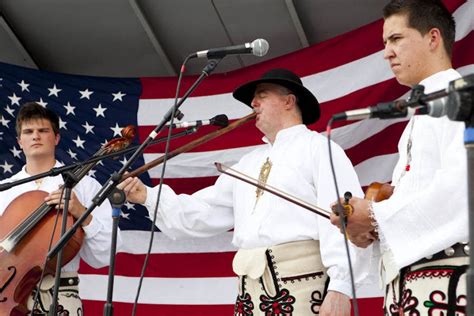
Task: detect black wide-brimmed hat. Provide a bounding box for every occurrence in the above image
[233,68,320,125]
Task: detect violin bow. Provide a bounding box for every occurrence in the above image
[123,112,256,180]
[214,162,331,219]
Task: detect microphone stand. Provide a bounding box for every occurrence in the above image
[48,171,78,315]
[45,58,223,312]
[466,113,474,316]
[422,74,474,315]
[103,188,126,316]
[444,75,474,316]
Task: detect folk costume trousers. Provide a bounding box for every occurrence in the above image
[384,243,469,315]
[27,271,82,316]
[233,239,329,316]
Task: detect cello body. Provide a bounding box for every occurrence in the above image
[0,191,83,316]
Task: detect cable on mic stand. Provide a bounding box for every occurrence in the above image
[326,117,359,316]
[130,55,223,316]
[44,56,222,315]
[48,171,80,316]
[130,55,190,316]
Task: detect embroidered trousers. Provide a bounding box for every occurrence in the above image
[233,240,329,316]
[384,256,468,316]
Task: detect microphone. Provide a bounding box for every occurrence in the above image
[191,39,269,59]
[108,188,126,209]
[332,99,411,121]
[420,97,448,117]
[332,93,448,121]
[167,114,229,129]
[332,74,474,122]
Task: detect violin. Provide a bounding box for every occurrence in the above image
[364,181,394,202]
[353,181,394,241]
[0,126,134,316]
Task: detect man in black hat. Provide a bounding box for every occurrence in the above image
[118,68,366,315]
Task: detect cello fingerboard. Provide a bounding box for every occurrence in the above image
[0,203,52,252]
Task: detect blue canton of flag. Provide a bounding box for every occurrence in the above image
[0,61,155,231]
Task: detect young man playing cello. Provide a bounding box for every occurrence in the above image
[0,102,119,315]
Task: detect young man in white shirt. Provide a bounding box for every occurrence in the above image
[0,102,119,314]
[330,0,468,314]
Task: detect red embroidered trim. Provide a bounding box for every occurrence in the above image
[405,268,453,282]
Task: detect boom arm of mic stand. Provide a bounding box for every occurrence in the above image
[0,128,197,192]
[47,58,223,260]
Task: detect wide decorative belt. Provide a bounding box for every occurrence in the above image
[59,276,79,287]
[380,242,470,286]
[38,271,79,290]
[413,242,469,266]
[233,239,323,279]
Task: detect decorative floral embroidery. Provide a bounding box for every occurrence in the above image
[55,305,70,316]
[259,289,295,315]
[235,292,254,316]
[310,290,324,314]
[385,263,469,316]
[32,304,70,316]
[389,289,419,316]
[423,290,467,315]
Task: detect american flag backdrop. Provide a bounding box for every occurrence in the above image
[1,0,473,314]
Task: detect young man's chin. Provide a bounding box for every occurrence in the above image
[28,151,53,160]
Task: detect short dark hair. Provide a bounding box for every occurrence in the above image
[383,0,455,57]
[16,102,60,136]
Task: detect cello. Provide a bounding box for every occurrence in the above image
[0,126,134,316]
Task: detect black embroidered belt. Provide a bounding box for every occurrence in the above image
[414,242,469,266]
[59,276,79,287]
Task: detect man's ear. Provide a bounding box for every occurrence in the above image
[428,28,442,51]
[55,133,60,146]
[285,94,298,110]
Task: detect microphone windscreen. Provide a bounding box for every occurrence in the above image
[428,98,447,118]
[109,188,126,208]
[252,39,269,57]
[211,114,229,127]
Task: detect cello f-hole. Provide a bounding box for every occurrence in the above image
[0,266,17,302]
[14,266,42,304]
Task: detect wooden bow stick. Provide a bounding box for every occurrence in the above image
[215,162,331,219]
[123,112,256,179]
